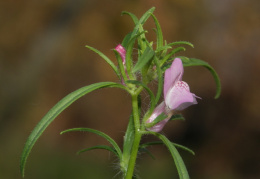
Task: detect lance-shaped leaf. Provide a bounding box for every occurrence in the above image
[121,11,138,25]
[61,128,122,159]
[131,7,155,38]
[20,82,125,177]
[180,57,221,99]
[140,141,195,156]
[160,47,186,66]
[85,45,120,78]
[133,46,155,73]
[77,145,119,157]
[152,133,190,179]
[151,13,163,49]
[168,41,194,48]
[120,114,135,173]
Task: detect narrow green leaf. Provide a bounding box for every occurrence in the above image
[168,41,194,48]
[138,148,156,160]
[151,14,163,49]
[140,141,195,155]
[155,133,190,179]
[131,7,155,37]
[20,82,124,177]
[160,47,186,66]
[121,11,138,25]
[61,128,122,159]
[133,46,155,73]
[155,45,172,54]
[125,30,147,79]
[180,57,221,99]
[77,145,119,157]
[122,32,133,48]
[85,45,120,78]
[120,113,135,175]
[122,114,135,159]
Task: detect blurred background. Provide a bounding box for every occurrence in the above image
[1,0,259,178]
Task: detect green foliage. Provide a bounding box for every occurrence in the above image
[20,82,125,177]
[61,128,122,159]
[21,6,221,179]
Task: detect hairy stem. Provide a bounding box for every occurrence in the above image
[125,94,142,179]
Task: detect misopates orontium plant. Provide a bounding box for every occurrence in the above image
[20,7,221,179]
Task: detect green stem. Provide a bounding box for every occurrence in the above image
[125,94,142,179]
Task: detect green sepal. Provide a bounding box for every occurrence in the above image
[61,128,122,160]
[153,56,163,104]
[85,45,120,78]
[77,145,119,157]
[113,49,129,83]
[169,114,185,121]
[20,82,124,177]
[180,57,221,99]
[133,46,155,73]
[145,112,168,129]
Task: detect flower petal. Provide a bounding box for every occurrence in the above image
[164,58,184,99]
[165,81,198,111]
[115,44,126,64]
[146,102,170,132]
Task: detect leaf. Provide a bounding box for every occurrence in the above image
[160,47,186,66]
[138,148,156,160]
[140,141,195,155]
[154,133,190,179]
[151,14,163,49]
[61,128,122,159]
[85,45,120,78]
[77,145,119,157]
[121,32,133,48]
[20,82,124,177]
[168,41,194,48]
[121,11,138,25]
[120,114,135,173]
[131,7,155,37]
[124,30,147,79]
[133,46,155,73]
[180,57,221,99]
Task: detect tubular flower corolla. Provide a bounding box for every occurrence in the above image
[146,58,200,132]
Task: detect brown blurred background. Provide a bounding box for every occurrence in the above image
[1,0,260,178]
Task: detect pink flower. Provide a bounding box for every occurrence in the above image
[115,44,126,64]
[147,58,200,132]
[115,44,129,84]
